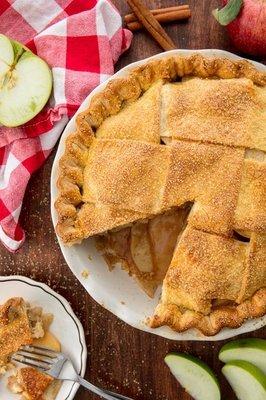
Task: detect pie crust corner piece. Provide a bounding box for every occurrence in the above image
[55,53,266,336]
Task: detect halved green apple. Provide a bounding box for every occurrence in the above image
[165,352,221,400]
[0,34,52,127]
[222,360,266,400]
[219,339,266,374]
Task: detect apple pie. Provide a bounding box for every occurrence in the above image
[0,297,61,399]
[55,54,266,336]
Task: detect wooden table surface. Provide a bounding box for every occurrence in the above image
[0,1,265,399]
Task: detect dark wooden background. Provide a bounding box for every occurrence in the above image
[0,1,265,399]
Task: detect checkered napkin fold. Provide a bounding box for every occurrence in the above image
[0,0,132,251]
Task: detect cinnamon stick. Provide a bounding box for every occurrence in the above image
[127,9,191,31]
[126,0,176,51]
[124,5,189,23]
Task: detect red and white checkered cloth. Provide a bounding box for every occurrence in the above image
[0,0,132,252]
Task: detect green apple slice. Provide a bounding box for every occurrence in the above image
[165,352,221,400]
[0,50,52,127]
[222,360,266,400]
[0,34,14,88]
[219,339,266,374]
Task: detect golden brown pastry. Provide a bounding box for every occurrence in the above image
[8,368,53,400]
[0,298,34,367]
[150,227,266,336]
[96,80,163,143]
[55,54,266,335]
[161,77,266,151]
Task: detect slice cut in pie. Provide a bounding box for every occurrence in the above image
[55,54,266,336]
[96,206,190,297]
[0,297,61,399]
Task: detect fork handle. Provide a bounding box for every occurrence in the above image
[102,388,134,400]
[77,376,133,400]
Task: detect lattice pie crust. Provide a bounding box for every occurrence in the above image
[55,55,266,336]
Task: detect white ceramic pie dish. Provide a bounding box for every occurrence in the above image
[51,49,266,341]
[0,276,87,400]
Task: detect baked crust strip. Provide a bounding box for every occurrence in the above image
[55,54,266,245]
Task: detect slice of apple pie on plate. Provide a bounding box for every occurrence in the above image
[52,49,266,340]
[0,297,61,400]
[0,276,87,400]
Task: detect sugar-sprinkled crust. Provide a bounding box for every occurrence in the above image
[150,288,266,336]
[161,77,266,151]
[55,54,266,335]
[0,298,32,363]
[150,229,266,335]
[55,54,266,244]
[96,80,163,143]
[8,367,53,400]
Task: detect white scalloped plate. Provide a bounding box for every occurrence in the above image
[0,276,87,399]
[51,49,266,341]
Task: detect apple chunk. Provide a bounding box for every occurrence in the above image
[219,338,266,374]
[222,360,266,400]
[0,51,52,127]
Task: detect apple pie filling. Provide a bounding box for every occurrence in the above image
[96,206,190,297]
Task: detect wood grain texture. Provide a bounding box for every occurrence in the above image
[0,1,265,399]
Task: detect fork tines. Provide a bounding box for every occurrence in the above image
[20,345,58,357]
[11,345,59,372]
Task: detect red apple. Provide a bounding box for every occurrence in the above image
[220,0,266,57]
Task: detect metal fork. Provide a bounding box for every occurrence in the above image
[12,345,134,400]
